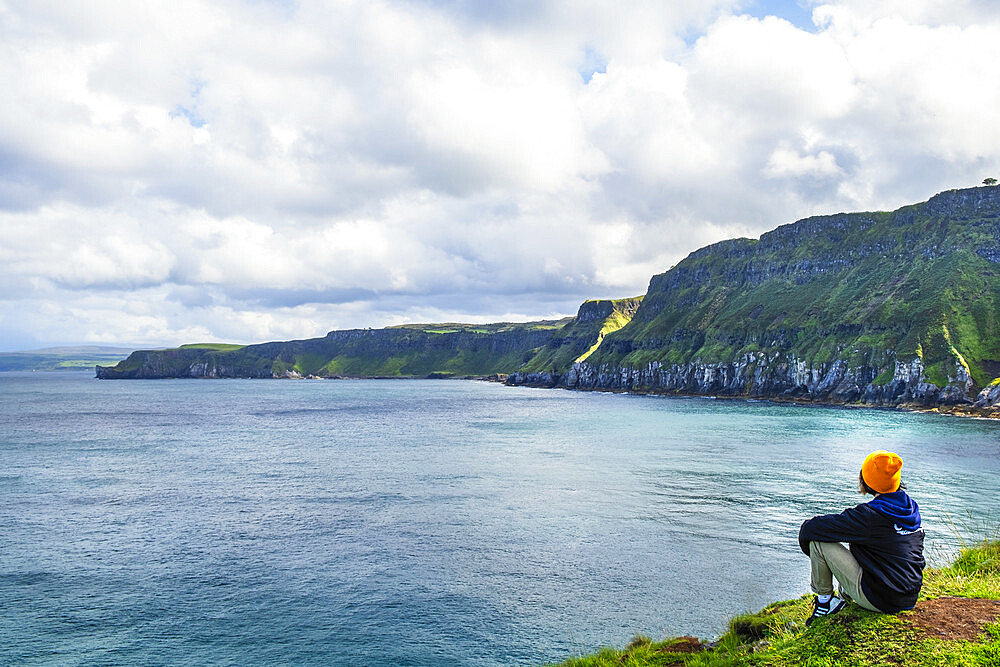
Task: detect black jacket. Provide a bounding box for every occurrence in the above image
[799,490,924,613]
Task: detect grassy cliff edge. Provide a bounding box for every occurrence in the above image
[553,540,1000,666]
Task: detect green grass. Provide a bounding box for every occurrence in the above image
[292,352,328,375]
[389,318,574,335]
[178,343,246,351]
[55,359,125,368]
[551,541,1000,667]
[922,541,1000,600]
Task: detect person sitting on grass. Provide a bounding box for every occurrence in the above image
[799,450,925,627]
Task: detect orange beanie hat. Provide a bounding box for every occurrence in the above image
[861,450,903,494]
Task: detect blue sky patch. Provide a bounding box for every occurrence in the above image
[169,105,206,128]
[746,0,815,31]
[579,46,607,84]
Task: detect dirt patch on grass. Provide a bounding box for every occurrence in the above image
[658,636,705,654]
[649,637,706,666]
[905,597,1000,641]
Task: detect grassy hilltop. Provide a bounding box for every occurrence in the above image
[555,540,1000,666]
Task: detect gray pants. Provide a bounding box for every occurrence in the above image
[809,541,880,612]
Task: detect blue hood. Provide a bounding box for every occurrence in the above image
[869,490,922,531]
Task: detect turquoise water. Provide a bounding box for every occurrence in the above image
[1,372,998,665]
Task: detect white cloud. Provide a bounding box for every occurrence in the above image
[812,0,1000,29]
[2,0,1000,349]
[764,145,842,179]
[690,15,857,121]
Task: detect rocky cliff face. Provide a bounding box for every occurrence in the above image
[575,298,642,323]
[509,187,1000,408]
[508,354,976,406]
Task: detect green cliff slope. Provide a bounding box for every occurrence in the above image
[513,186,1000,407]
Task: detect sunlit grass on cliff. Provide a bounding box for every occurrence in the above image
[178,343,246,351]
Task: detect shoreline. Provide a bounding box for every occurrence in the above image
[91,368,1000,420]
[493,379,1000,420]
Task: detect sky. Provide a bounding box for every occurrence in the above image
[2,0,1000,351]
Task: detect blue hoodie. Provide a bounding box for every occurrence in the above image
[799,490,925,613]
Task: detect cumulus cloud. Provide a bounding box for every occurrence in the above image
[2,0,1000,349]
[764,145,842,179]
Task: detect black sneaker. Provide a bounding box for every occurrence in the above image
[806,596,847,627]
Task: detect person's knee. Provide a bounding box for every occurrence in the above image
[810,540,847,554]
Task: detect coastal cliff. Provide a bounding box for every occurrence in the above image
[508,186,1000,409]
[96,321,568,379]
[99,186,1000,410]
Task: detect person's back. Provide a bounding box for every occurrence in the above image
[798,450,925,625]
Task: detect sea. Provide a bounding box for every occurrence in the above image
[1,371,998,665]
